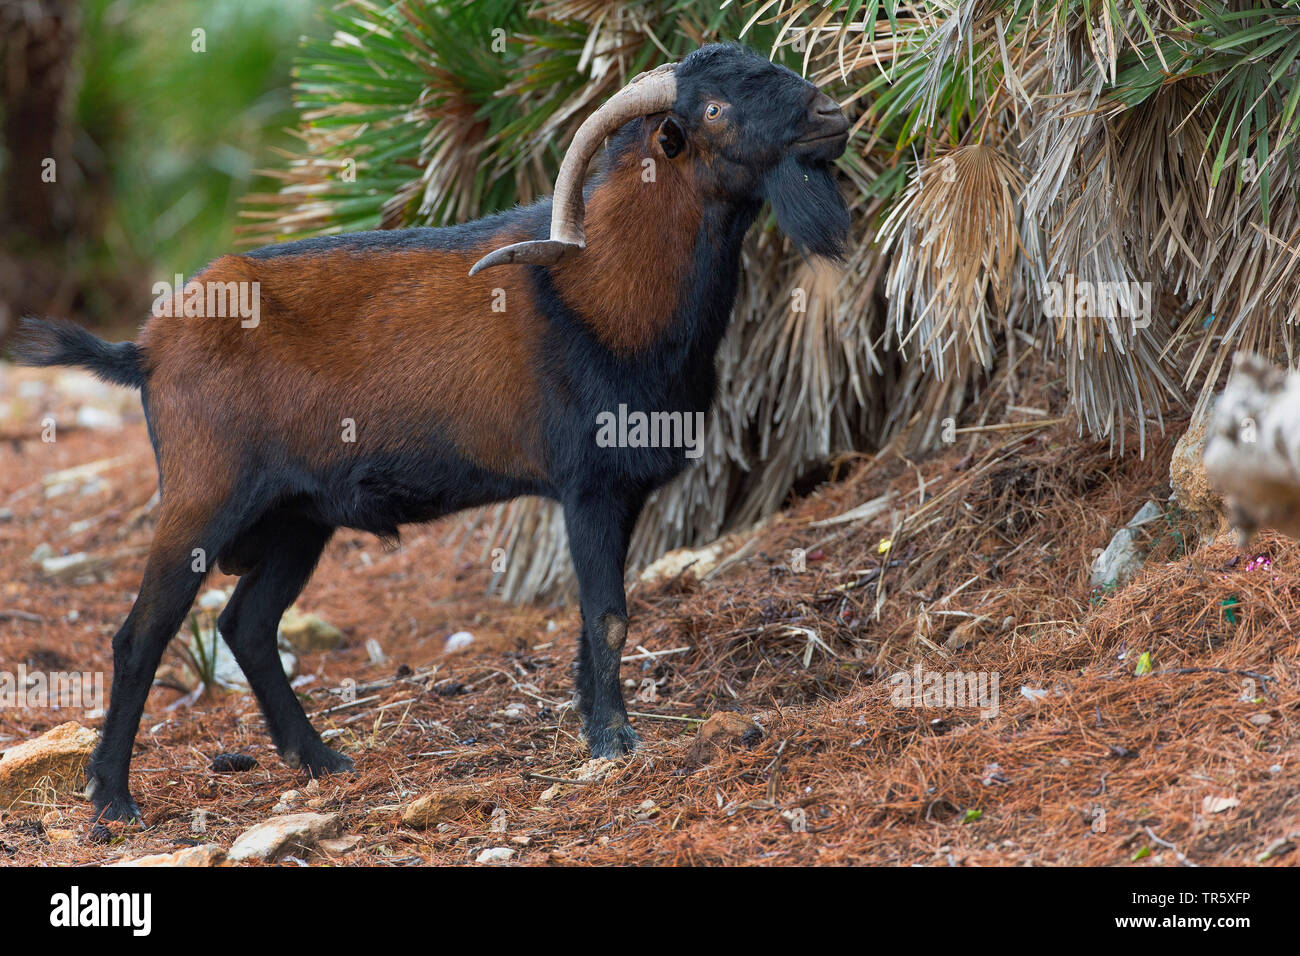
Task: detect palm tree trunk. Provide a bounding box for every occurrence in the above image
[0,0,81,343]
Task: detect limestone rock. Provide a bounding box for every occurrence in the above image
[1091,501,1164,589]
[278,607,345,653]
[37,552,105,584]
[0,722,97,815]
[443,631,475,654]
[109,844,227,867]
[401,783,489,829]
[638,541,726,584]
[228,812,341,862]
[1170,413,1226,540]
[178,625,296,691]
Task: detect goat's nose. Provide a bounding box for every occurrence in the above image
[811,91,842,117]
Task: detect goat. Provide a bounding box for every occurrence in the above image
[14,42,850,823]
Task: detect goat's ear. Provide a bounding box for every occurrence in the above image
[656,116,686,159]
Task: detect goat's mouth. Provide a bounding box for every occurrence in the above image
[796,131,849,147]
[793,129,850,161]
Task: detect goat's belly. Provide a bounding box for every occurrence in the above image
[288,443,550,534]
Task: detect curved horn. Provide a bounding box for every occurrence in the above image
[469,63,678,276]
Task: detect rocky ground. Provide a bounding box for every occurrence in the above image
[1,360,1297,866]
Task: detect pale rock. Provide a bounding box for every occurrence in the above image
[109,844,226,867]
[75,405,122,430]
[0,722,97,816]
[1090,501,1164,589]
[401,783,488,828]
[317,835,363,857]
[1202,795,1240,815]
[38,552,104,583]
[499,702,528,721]
[639,541,726,584]
[273,789,303,814]
[181,624,296,691]
[443,630,475,654]
[1170,413,1226,541]
[228,812,341,862]
[197,589,230,612]
[278,607,345,652]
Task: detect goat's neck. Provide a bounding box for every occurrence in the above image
[548,154,758,365]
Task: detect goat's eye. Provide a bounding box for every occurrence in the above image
[704,103,723,122]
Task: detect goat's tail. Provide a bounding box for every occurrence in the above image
[11,317,147,390]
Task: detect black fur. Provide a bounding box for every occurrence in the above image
[12,316,147,389]
[764,154,851,260]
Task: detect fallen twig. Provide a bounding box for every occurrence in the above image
[521,772,595,787]
[0,609,43,624]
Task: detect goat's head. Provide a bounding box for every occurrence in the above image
[470,43,851,275]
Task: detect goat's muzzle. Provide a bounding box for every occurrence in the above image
[792,91,850,160]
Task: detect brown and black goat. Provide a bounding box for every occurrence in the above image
[14,43,851,823]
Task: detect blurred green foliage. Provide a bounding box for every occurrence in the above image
[75,0,325,294]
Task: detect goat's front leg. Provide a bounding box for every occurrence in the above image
[563,492,642,759]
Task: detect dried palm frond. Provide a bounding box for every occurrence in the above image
[880,142,1024,377]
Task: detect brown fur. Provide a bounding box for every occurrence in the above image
[603,613,628,651]
[550,124,702,355]
[138,233,547,503]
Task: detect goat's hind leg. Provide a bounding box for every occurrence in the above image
[217,517,353,776]
[89,506,215,823]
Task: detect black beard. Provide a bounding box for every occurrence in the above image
[762,154,850,260]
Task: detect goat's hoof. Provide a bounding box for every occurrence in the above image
[298,744,355,777]
[586,720,640,760]
[91,794,143,825]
